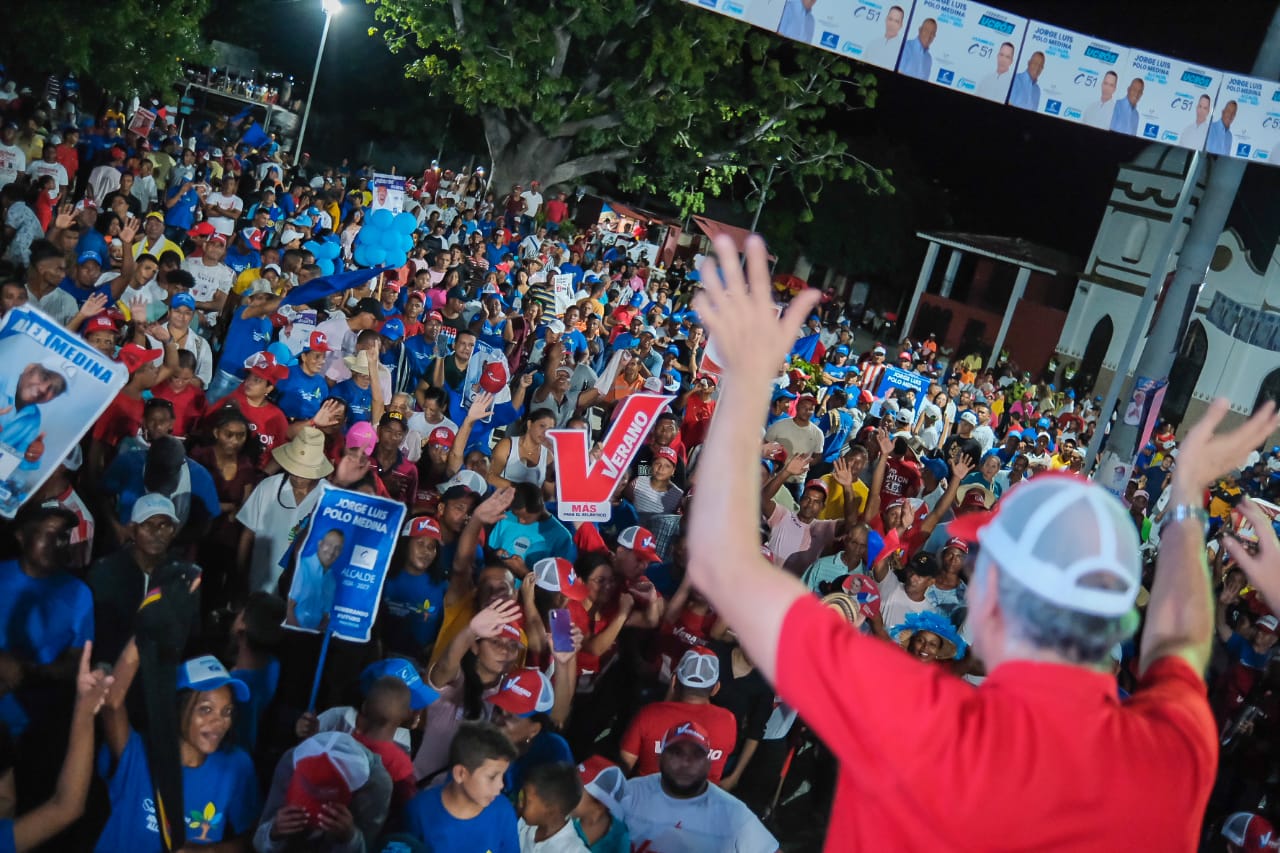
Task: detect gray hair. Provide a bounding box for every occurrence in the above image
[980,555,1138,667]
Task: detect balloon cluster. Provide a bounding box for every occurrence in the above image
[301,235,342,277]
[353,208,418,270]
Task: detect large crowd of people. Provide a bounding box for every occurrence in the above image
[0,72,1279,853]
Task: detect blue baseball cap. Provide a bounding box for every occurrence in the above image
[1036,417,1051,429]
[381,318,406,342]
[630,293,645,308]
[76,249,103,266]
[665,345,679,356]
[922,457,949,482]
[291,214,313,228]
[1066,389,1076,399]
[834,345,850,356]
[772,388,798,401]
[177,656,250,701]
[170,292,197,312]
[446,285,467,302]
[359,658,439,711]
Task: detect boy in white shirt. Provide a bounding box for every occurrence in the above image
[518,762,590,852]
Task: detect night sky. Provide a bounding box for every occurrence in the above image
[228,0,1280,264]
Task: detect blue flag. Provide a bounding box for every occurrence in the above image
[240,123,269,149]
[280,267,388,308]
[790,333,821,364]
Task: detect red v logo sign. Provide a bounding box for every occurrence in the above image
[549,393,672,507]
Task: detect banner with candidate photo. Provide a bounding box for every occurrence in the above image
[1015,22,1130,126]
[896,0,1026,103]
[685,0,786,32]
[871,365,929,417]
[369,173,406,214]
[782,0,914,71]
[283,486,406,642]
[1209,74,1280,161]
[1110,51,1221,149]
[0,306,127,518]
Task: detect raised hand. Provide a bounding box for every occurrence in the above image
[951,452,976,482]
[875,428,894,459]
[75,642,114,714]
[473,485,515,525]
[782,451,811,477]
[692,234,820,383]
[1223,500,1280,606]
[54,202,75,231]
[312,399,344,430]
[470,598,522,639]
[831,456,854,489]
[145,322,171,343]
[81,292,109,319]
[467,390,496,422]
[119,216,140,245]
[1172,399,1280,493]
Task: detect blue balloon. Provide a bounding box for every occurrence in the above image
[369,208,394,231]
[396,232,414,253]
[385,251,408,269]
[319,241,341,260]
[378,228,401,250]
[354,244,386,267]
[393,211,418,235]
[315,258,335,276]
[267,342,297,368]
[302,240,323,257]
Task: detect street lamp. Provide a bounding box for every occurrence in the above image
[294,0,342,166]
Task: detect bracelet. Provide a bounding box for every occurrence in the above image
[1161,504,1209,537]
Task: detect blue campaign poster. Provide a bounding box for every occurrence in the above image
[284,485,407,642]
[0,306,127,517]
[872,366,930,417]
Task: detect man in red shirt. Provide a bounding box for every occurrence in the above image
[684,234,1276,851]
[619,647,737,782]
[205,351,290,462]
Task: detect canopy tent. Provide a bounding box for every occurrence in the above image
[691,215,776,261]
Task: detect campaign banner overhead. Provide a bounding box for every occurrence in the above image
[692,0,786,32]
[1015,22,1131,127]
[369,173,406,214]
[897,0,1027,104]
[0,306,128,517]
[1211,74,1280,162]
[1110,50,1221,149]
[783,0,915,71]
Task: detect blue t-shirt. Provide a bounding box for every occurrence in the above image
[96,731,260,852]
[231,657,279,753]
[276,365,330,421]
[402,336,439,388]
[404,784,519,853]
[220,307,274,380]
[164,185,200,230]
[0,560,93,665]
[332,378,373,426]
[102,453,222,526]
[382,569,449,655]
[224,247,260,277]
[290,553,338,630]
[1228,632,1276,671]
[488,513,577,566]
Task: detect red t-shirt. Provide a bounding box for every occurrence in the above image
[352,732,416,806]
[880,456,922,502]
[653,608,718,683]
[620,700,738,782]
[151,382,206,438]
[567,598,621,679]
[681,396,716,449]
[775,594,1216,851]
[210,388,289,463]
[545,199,568,224]
[92,393,145,448]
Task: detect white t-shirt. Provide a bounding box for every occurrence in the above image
[619,774,777,853]
[26,159,67,197]
[406,411,459,441]
[181,257,235,326]
[517,818,590,853]
[121,280,170,323]
[205,191,244,236]
[877,569,938,630]
[0,143,26,190]
[520,190,544,218]
[239,474,324,593]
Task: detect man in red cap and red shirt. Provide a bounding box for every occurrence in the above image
[89,339,179,478]
[206,351,290,461]
[685,233,1274,851]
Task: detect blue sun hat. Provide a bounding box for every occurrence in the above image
[889,610,968,660]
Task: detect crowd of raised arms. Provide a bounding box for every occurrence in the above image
[0,70,1279,853]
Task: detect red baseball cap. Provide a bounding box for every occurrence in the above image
[532,557,587,601]
[489,668,555,717]
[285,733,369,823]
[804,479,829,498]
[479,361,508,394]
[118,342,162,373]
[617,526,660,563]
[188,222,216,238]
[306,331,333,353]
[403,516,442,541]
[655,446,678,465]
[660,721,711,754]
[1222,812,1279,852]
[578,756,626,814]
[245,352,289,384]
[428,426,455,449]
[943,537,970,555]
[427,310,444,322]
[83,315,119,335]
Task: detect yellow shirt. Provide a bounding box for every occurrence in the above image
[818,476,867,521]
[234,265,270,295]
[133,236,184,261]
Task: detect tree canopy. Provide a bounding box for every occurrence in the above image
[368,0,892,214]
[8,0,210,97]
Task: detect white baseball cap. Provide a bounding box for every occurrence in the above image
[675,647,720,688]
[949,475,1142,618]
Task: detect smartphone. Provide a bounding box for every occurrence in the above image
[549,608,574,653]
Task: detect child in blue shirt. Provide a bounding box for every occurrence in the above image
[404,722,519,852]
[382,516,450,659]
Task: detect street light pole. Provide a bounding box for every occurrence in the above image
[749,156,783,234]
[294,0,341,166]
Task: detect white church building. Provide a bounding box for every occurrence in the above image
[1055,145,1280,432]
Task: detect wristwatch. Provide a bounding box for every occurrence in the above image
[1161,503,1209,537]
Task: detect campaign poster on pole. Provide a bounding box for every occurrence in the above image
[0,306,127,517]
[128,107,157,138]
[782,0,914,71]
[1014,22,1131,126]
[1209,74,1280,161]
[1110,50,1222,148]
[369,173,406,214]
[550,393,673,522]
[896,0,1027,104]
[682,0,786,32]
[283,486,406,642]
[870,365,929,418]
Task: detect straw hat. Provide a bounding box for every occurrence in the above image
[343,351,372,376]
[272,427,334,479]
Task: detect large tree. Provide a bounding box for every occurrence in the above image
[8,0,210,97]
[369,0,892,213]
